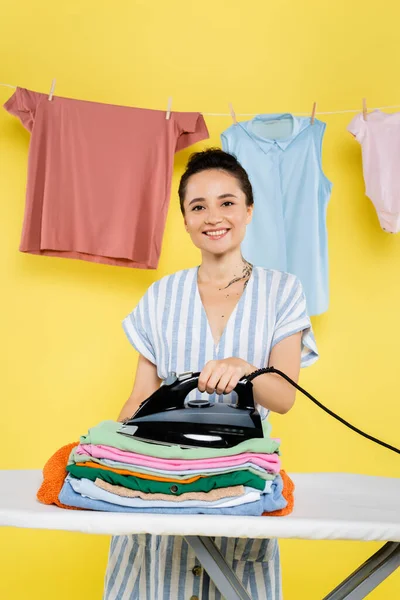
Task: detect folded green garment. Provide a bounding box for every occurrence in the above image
[66,464,268,495]
[72,419,279,463]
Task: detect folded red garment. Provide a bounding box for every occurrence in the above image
[37,442,295,516]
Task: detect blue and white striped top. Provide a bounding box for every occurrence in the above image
[122,265,318,419]
[104,265,318,600]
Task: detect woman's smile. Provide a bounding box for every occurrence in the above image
[202,228,230,240]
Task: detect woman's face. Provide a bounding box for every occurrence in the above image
[183,169,253,255]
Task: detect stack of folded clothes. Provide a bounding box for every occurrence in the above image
[37,419,295,516]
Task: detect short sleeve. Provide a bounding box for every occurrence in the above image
[271,274,319,368]
[220,129,230,152]
[175,113,209,153]
[122,286,156,364]
[347,113,365,142]
[3,87,43,132]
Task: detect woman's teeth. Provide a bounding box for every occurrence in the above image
[204,229,229,238]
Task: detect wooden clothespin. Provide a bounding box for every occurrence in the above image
[311,102,317,125]
[229,102,238,125]
[362,98,368,120]
[166,97,172,120]
[48,79,56,101]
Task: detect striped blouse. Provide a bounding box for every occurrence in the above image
[104,265,318,600]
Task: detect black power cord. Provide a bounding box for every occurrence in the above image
[246,366,400,455]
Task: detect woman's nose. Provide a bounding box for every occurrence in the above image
[205,211,223,224]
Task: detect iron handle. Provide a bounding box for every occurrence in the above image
[170,371,255,410]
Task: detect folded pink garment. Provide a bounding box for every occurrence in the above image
[76,444,280,473]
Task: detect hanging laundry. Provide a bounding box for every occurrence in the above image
[3,88,209,268]
[348,111,400,234]
[221,114,332,316]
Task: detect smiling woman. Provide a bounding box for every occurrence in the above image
[179,149,256,357]
[109,148,319,599]
[182,166,252,251]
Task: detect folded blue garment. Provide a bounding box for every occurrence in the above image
[58,473,286,515]
[67,475,268,508]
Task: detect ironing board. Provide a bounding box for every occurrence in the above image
[0,471,399,600]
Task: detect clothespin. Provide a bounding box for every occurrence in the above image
[362,98,368,120]
[311,101,317,125]
[229,102,238,125]
[166,97,172,120]
[48,79,56,101]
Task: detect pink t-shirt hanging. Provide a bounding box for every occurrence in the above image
[3,88,209,268]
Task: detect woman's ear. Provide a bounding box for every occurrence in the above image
[246,205,254,224]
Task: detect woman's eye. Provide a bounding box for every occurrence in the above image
[191,201,233,211]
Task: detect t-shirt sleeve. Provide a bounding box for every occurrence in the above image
[271,274,319,368]
[122,285,156,364]
[220,129,231,152]
[347,113,365,141]
[175,112,209,153]
[3,87,43,132]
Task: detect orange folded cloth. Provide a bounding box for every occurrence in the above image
[37,442,81,510]
[37,442,295,516]
[76,461,204,483]
[263,470,295,516]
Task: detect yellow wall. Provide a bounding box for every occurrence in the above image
[1,1,399,598]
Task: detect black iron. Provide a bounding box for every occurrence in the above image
[118,371,262,448]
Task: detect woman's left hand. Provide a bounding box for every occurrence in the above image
[198,358,253,395]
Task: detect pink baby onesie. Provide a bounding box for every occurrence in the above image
[348,111,400,233]
[3,88,209,268]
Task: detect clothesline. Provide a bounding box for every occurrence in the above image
[204,105,400,116]
[1,82,400,116]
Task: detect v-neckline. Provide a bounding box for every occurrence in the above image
[195,265,254,349]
